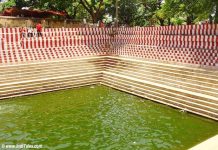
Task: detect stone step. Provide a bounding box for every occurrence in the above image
[0,74,100,96]
[0,71,101,88]
[0,57,104,72]
[103,63,217,86]
[104,59,218,85]
[0,81,99,100]
[102,78,218,117]
[0,55,217,122]
[0,65,103,81]
[189,135,218,150]
[104,64,217,88]
[0,70,102,86]
[106,56,218,77]
[104,66,218,97]
[102,72,218,105]
[102,75,218,120]
[102,81,218,121]
[104,60,218,87]
[0,60,103,72]
[103,74,218,108]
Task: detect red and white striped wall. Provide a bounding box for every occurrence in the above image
[0,25,217,67]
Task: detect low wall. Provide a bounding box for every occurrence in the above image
[0,16,81,28]
[0,25,217,120]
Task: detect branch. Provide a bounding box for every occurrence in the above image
[80,0,93,15]
[96,0,104,13]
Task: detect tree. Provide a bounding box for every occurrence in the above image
[213,0,218,23]
[80,0,111,23]
[2,0,218,25]
[140,0,164,26]
[118,0,141,26]
[108,0,163,26]
[14,0,35,8]
[0,0,16,12]
[156,0,218,25]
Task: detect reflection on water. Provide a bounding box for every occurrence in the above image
[0,85,217,150]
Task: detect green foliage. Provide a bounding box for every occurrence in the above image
[156,0,218,24]
[1,0,218,25]
[118,0,140,26]
[73,3,91,20]
[14,0,35,8]
[80,0,112,23]
[0,0,16,12]
[0,4,2,12]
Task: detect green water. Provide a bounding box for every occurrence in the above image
[0,85,217,150]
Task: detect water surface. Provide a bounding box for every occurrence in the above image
[0,85,217,150]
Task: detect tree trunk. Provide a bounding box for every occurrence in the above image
[209,15,213,24]
[186,16,193,25]
[92,13,98,23]
[159,19,164,26]
[167,18,171,25]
